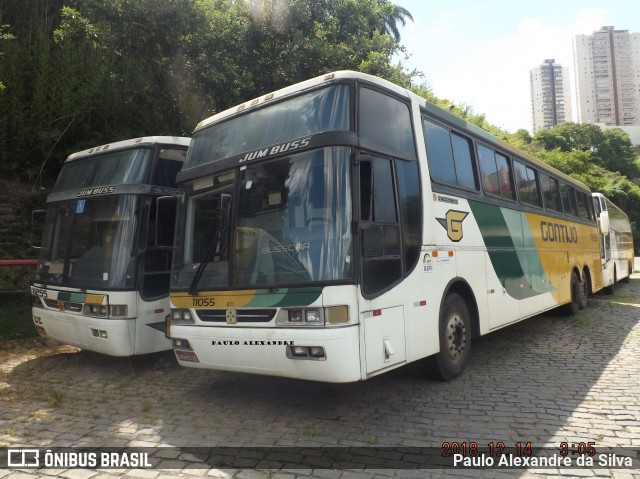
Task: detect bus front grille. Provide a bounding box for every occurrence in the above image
[196,309,276,323]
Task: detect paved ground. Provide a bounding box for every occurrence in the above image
[1,275,639,478]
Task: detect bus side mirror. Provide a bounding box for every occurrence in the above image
[30,209,46,249]
[156,196,177,247]
[599,211,610,236]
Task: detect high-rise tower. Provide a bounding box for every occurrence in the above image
[573,26,640,126]
[530,59,573,133]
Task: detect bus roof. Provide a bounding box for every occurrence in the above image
[66,136,191,163]
[194,71,410,131]
[193,70,589,192]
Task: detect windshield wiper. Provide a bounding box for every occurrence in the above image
[187,192,232,295]
[188,226,227,296]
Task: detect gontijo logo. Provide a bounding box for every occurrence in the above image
[437,210,469,242]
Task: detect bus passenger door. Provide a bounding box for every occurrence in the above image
[594,197,611,264]
[357,156,407,375]
[362,306,406,375]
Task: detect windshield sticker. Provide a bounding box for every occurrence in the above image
[77,186,115,197]
[238,137,311,164]
[76,199,85,214]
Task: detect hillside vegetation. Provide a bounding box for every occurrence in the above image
[1,0,638,250]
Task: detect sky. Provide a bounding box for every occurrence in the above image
[396,0,640,133]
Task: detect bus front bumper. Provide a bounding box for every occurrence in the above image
[32,307,137,357]
[169,324,362,383]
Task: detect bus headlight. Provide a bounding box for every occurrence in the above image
[305,309,322,323]
[276,306,350,327]
[83,304,108,317]
[288,310,303,322]
[171,309,194,324]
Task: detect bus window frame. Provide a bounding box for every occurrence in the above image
[356,82,418,162]
[512,158,543,209]
[422,117,479,193]
[476,142,516,203]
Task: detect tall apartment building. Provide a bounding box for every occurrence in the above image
[573,26,640,126]
[530,59,572,133]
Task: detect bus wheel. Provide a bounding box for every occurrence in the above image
[564,271,581,315]
[579,272,589,309]
[431,293,471,381]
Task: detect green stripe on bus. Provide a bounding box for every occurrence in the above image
[469,201,551,300]
[58,291,86,303]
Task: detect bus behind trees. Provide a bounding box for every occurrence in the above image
[165,71,603,382]
[31,136,190,356]
[592,192,634,293]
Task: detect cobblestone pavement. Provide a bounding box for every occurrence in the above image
[1,275,639,479]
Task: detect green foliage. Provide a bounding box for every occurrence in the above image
[527,122,640,251]
[0,0,418,188]
[0,293,35,340]
[532,122,640,179]
[1,0,637,253]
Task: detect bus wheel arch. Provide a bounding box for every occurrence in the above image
[429,279,478,381]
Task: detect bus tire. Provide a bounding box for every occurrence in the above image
[563,271,581,315]
[430,293,471,381]
[579,271,589,309]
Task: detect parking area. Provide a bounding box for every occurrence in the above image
[1,275,639,478]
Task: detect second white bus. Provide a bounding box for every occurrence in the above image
[592,192,634,293]
[32,136,190,356]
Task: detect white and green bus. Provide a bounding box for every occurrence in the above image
[31,136,190,356]
[165,71,603,382]
[592,192,634,293]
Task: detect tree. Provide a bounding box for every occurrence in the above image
[599,128,639,179]
[376,1,414,41]
[0,0,421,185]
[0,24,15,91]
[532,122,639,179]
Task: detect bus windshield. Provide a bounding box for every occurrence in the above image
[36,195,140,289]
[53,148,152,192]
[183,84,350,170]
[172,147,353,290]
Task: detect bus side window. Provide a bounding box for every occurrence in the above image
[477,145,514,200]
[154,157,184,188]
[540,173,562,212]
[560,183,578,216]
[576,191,591,220]
[423,119,477,190]
[359,87,416,158]
[514,160,541,207]
[359,157,402,296]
